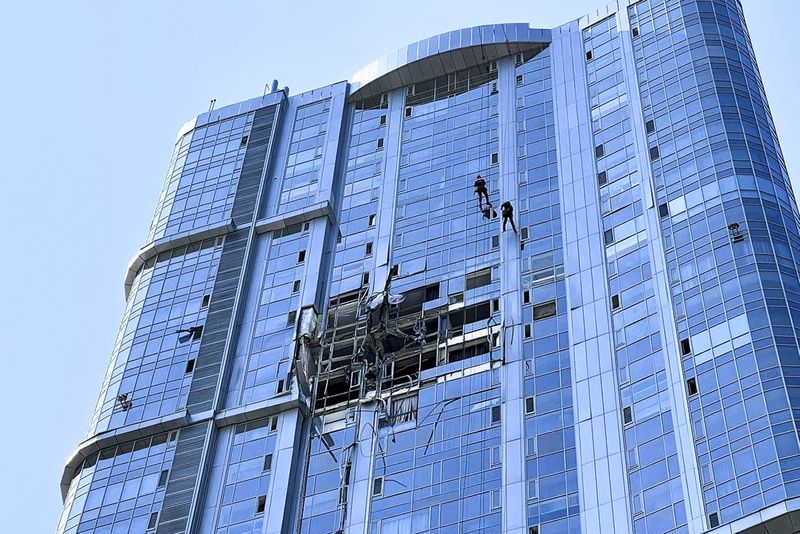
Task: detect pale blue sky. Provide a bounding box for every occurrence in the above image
[0,1,797,531]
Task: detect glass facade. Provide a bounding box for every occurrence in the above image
[61,4,800,534]
[584,15,688,534]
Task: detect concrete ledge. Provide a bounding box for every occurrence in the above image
[706,499,800,533]
[215,393,309,429]
[61,411,189,499]
[61,394,312,501]
[123,219,236,299]
[254,200,335,234]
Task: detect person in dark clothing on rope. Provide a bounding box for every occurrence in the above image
[474,175,491,210]
[501,201,517,233]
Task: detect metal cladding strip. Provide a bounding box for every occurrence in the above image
[315,83,349,213]
[265,83,350,534]
[155,422,212,534]
[184,228,249,414]
[264,409,307,534]
[183,99,279,414]
[550,20,634,533]
[615,8,708,533]
[372,87,406,291]
[344,403,380,534]
[301,84,348,314]
[203,100,284,417]
[179,102,284,534]
[497,54,527,534]
[344,86,406,534]
[231,106,280,227]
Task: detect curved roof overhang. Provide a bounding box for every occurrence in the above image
[349,23,551,102]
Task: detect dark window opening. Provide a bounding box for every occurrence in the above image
[270,417,278,432]
[687,378,698,396]
[466,268,493,290]
[649,146,660,160]
[386,394,417,426]
[604,229,615,245]
[491,153,499,165]
[598,170,608,186]
[516,74,524,86]
[373,476,384,496]
[405,106,413,118]
[298,250,306,263]
[377,138,384,149]
[520,227,529,241]
[533,300,557,320]
[611,294,621,310]
[447,300,491,328]
[658,203,669,218]
[680,338,692,355]
[524,324,532,338]
[595,144,604,158]
[158,470,169,487]
[263,453,273,472]
[147,513,159,530]
[525,396,536,414]
[645,120,655,134]
[185,359,196,374]
[448,340,490,364]
[287,311,297,327]
[586,50,593,61]
[491,235,500,248]
[276,378,286,393]
[379,114,387,125]
[241,135,249,146]
[293,280,301,293]
[623,406,633,424]
[368,214,376,227]
[491,82,498,95]
[365,242,373,255]
[314,374,358,411]
[390,264,399,276]
[491,405,501,424]
[303,221,310,232]
[424,283,440,301]
[709,513,720,528]
[632,26,640,37]
[523,290,530,304]
[256,495,267,514]
[193,325,203,340]
[362,272,370,286]
[201,294,210,308]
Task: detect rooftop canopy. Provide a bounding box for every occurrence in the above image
[349,23,551,102]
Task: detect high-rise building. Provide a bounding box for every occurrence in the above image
[57,1,800,533]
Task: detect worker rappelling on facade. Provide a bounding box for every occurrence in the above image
[501,201,517,233]
[474,174,497,219]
